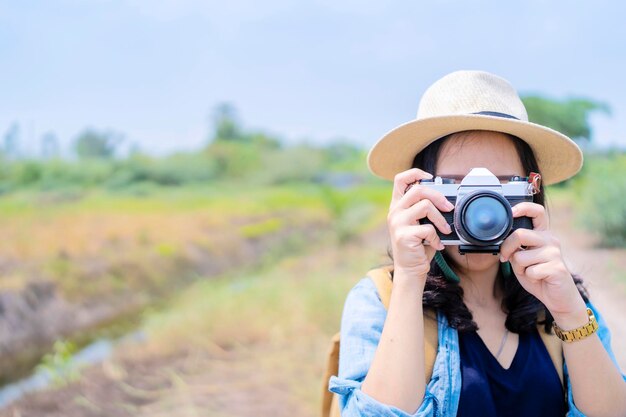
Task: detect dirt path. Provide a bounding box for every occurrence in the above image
[0,345,312,417]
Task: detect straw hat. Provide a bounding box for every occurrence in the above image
[367,71,583,185]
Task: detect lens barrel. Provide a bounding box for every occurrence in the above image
[454,190,513,245]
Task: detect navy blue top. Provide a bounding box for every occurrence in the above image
[456,328,566,417]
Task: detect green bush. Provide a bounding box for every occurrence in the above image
[253,144,326,185]
[106,153,219,189]
[205,141,264,180]
[0,159,116,191]
[36,340,80,387]
[39,159,115,188]
[0,138,375,194]
[572,152,626,247]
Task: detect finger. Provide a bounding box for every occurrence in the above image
[420,223,445,250]
[523,262,553,282]
[509,255,527,279]
[393,225,441,269]
[499,229,547,262]
[510,247,550,268]
[400,199,452,235]
[391,168,434,205]
[407,223,444,250]
[396,183,455,213]
[511,202,549,231]
[513,244,561,268]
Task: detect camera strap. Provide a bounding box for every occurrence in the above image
[435,251,514,283]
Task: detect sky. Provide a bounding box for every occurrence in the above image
[1,0,625,157]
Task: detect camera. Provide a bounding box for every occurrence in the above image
[416,167,536,254]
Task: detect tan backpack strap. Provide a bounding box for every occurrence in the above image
[366,265,394,309]
[321,332,341,417]
[367,266,439,386]
[537,323,564,388]
[423,309,438,383]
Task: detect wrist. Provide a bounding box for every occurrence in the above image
[552,307,599,343]
[392,267,427,292]
[551,302,590,330]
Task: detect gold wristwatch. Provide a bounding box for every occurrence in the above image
[552,308,599,342]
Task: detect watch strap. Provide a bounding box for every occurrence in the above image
[552,308,599,343]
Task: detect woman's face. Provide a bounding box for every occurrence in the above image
[436,130,526,274]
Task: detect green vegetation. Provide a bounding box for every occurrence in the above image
[522,95,611,141]
[567,152,626,247]
[0,141,370,193]
[74,129,124,159]
[0,176,392,305]
[36,340,81,387]
[239,218,284,239]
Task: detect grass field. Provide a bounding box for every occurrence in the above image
[0,182,388,297]
[0,180,391,388]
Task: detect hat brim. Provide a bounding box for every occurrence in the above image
[367,114,583,186]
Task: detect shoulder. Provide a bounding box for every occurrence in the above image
[347,276,381,302]
[341,276,386,321]
[342,264,396,313]
[339,275,388,338]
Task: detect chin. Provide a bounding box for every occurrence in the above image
[444,246,500,271]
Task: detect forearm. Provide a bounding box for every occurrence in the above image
[361,269,426,414]
[553,308,626,417]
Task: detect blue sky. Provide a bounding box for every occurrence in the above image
[1,0,625,157]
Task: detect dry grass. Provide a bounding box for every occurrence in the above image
[0,185,335,299]
[130,221,390,414]
[0,182,393,416]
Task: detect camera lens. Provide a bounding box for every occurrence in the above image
[455,191,513,244]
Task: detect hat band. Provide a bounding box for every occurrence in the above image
[472,111,519,120]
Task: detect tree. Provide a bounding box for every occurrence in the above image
[3,122,20,159]
[74,129,124,159]
[211,102,243,142]
[246,131,282,149]
[128,141,143,157]
[521,96,611,141]
[324,140,362,164]
[41,131,60,159]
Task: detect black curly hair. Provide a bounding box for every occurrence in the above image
[386,130,588,334]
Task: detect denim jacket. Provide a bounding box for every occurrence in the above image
[328,277,626,417]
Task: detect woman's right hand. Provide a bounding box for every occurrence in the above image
[387,168,454,285]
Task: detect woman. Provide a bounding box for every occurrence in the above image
[328,71,626,416]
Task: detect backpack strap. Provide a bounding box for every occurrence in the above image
[321,332,341,417]
[366,266,439,384]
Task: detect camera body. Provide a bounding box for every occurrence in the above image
[418,167,534,254]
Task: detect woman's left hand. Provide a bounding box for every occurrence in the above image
[499,202,587,322]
